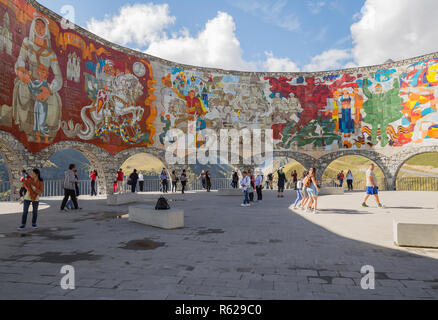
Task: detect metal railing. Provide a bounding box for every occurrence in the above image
[396,177,438,191]
[321,178,388,191]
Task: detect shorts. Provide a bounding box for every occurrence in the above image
[366,186,379,195]
[306,187,316,197]
[301,188,308,198]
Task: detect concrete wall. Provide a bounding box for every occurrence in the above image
[1,0,438,195]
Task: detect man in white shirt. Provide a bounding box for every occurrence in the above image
[240,171,251,207]
[255,171,263,203]
[362,164,385,208]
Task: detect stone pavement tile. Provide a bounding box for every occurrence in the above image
[297,283,323,294]
[312,292,341,300]
[92,279,123,289]
[295,269,318,277]
[202,278,228,287]
[308,277,330,285]
[165,293,198,300]
[371,286,403,298]
[401,280,436,289]
[236,289,263,299]
[318,270,339,277]
[273,280,299,292]
[135,290,169,300]
[248,280,274,291]
[218,272,243,280]
[397,287,433,299]
[184,285,214,296]
[225,279,251,289]
[322,284,356,295]
[331,277,356,286]
[240,273,263,281]
[211,286,238,298]
[424,289,438,298]
[376,279,407,288]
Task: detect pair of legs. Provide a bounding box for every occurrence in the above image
[256,186,263,201]
[293,190,302,208]
[139,181,144,192]
[117,181,124,193]
[131,183,136,193]
[206,183,211,192]
[347,180,353,191]
[278,186,284,197]
[20,200,39,227]
[162,180,168,193]
[363,187,382,206]
[172,181,177,192]
[181,181,186,194]
[242,190,250,205]
[90,180,97,196]
[61,189,78,210]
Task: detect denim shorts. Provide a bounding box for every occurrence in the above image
[366,186,378,195]
[306,187,316,197]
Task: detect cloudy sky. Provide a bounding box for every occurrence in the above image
[39,0,438,72]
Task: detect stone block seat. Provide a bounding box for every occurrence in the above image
[319,187,345,195]
[394,220,438,248]
[128,204,184,230]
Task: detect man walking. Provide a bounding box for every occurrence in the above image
[362,164,385,208]
[60,164,79,212]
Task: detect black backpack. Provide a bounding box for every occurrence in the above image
[155,196,170,210]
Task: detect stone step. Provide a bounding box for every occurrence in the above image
[128,204,184,230]
[394,220,438,248]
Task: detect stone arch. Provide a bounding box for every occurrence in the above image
[272,151,318,170]
[0,131,29,200]
[37,141,110,195]
[391,146,438,184]
[315,150,392,189]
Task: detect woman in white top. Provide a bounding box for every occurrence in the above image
[346,170,353,191]
[138,172,144,192]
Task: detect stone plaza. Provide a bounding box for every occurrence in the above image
[0,190,437,300]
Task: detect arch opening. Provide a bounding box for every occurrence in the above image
[321,155,386,191]
[257,156,307,189]
[395,152,438,191]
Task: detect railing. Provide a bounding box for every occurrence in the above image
[321,178,388,191]
[396,177,438,191]
[0,181,11,201]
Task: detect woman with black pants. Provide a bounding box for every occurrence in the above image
[206,171,212,192]
[180,170,187,194]
[129,169,139,193]
[18,168,44,230]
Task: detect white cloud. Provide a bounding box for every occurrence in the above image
[351,0,438,66]
[232,0,300,31]
[146,12,256,71]
[303,49,353,72]
[86,3,175,47]
[308,1,326,14]
[263,51,300,72]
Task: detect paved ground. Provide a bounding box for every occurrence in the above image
[0,190,437,300]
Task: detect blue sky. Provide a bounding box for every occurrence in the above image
[37,0,438,72]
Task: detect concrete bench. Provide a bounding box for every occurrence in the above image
[217,189,243,196]
[394,220,438,248]
[319,187,344,195]
[129,204,184,230]
[107,193,138,206]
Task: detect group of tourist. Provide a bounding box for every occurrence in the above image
[198,170,212,192]
[337,170,354,190]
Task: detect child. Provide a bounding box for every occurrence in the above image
[27,64,50,144]
[240,171,251,207]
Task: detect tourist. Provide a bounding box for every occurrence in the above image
[160,168,168,193]
[138,171,144,192]
[277,167,287,198]
[129,169,139,193]
[292,170,298,190]
[89,170,98,196]
[293,172,305,210]
[113,179,118,193]
[299,171,310,210]
[346,170,354,191]
[116,169,124,193]
[362,164,385,208]
[19,169,29,203]
[338,170,345,188]
[66,169,80,210]
[171,170,178,193]
[255,171,263,202]
[232,170,239,189]
[267,173,274,190]
[180,170,187,194]
[60,164,79,212]
[305,168,320,214]
[199,170,206,189]
[206,170,212,192]
[240,171,250,207]
[248,170,255,202]
[17,168,44,230]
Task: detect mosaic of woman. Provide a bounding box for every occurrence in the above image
[12,14,62,144]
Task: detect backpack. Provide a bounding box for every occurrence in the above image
[155,196,170,210]
[303,176,312,188]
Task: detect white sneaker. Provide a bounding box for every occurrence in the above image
[313,209,318,214]
[241,204,246,207]
[246,204,251,207]
[306,208,312,213]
